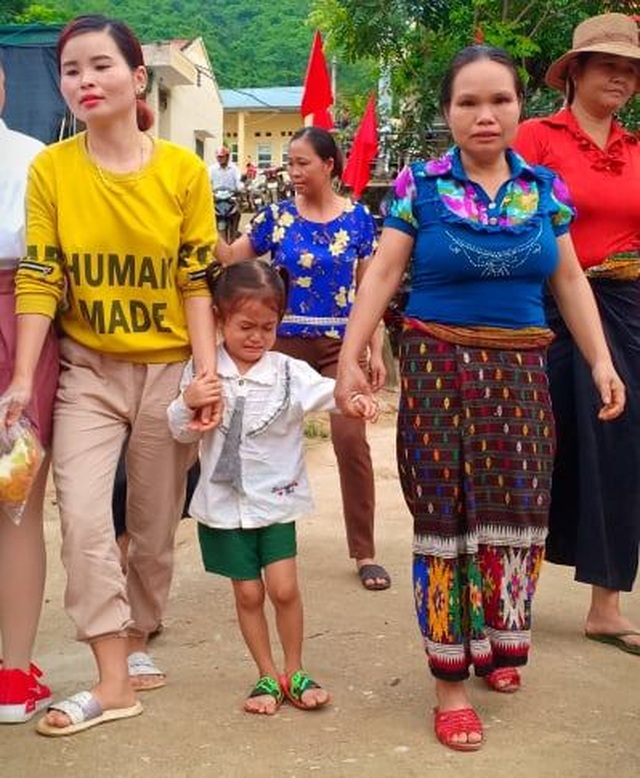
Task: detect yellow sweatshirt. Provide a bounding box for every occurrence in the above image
[17,133,217,363]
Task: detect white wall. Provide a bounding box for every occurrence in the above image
[145,39,223,164]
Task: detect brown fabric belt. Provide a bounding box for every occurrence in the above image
[403,318,554,349]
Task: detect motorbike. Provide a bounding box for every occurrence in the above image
[277,169,295,201]
[246,174,266,212]
[262,166,286,204]
[214,188,240,242]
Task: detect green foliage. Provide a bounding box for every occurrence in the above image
[303,417,330,440]
[310,0,640,158]
[0,1,29,24]
[9,0,317,87]
[13,4,67,23]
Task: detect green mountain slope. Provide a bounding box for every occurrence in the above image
[8,0,315,87]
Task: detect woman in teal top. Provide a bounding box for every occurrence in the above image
[335,45,624,752]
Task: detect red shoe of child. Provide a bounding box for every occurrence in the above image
[0,664,52,724]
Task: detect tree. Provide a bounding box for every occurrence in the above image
[310,0,635,159]
[0,1,30,24]
[2,0,318,88]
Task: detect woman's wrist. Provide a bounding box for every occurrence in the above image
[182,388,198,411]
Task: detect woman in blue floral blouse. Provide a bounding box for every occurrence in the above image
[215,127,390,591]
[335,46,624,751]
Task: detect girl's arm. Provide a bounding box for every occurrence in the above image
[335,228,414,414]
[548,233,625,420]
[167,389,203,444]
[167,360,220,442]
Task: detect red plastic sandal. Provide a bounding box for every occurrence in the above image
[485,667,521,693]
[433,707,484,752]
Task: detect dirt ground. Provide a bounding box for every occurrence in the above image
[1,387,639,777]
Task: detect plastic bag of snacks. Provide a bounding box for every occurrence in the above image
[0,417,45,525]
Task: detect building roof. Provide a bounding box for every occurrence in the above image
[0,23,62,46]
[220,86,303,111]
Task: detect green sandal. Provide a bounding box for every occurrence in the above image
[280,670,331,711]
[244,675,283,715]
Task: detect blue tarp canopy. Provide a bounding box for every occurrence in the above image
[0,24,65,143]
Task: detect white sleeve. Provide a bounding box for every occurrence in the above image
[288,358,337,413]
[166,359,202,443]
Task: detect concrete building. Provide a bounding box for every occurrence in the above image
[220,86,303,170]
[142,38,223,165]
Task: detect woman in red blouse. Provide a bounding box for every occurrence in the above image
[515,12,640,656]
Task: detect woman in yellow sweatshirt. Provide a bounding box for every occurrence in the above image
[0,14,219,736]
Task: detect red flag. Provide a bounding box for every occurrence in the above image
[301,30,334,129]
[342,95,378,198]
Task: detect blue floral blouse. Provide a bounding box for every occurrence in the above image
[383,147,575,329]
[247,199,377,338]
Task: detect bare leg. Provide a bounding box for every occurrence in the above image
[435,679,482,747]
[41,636,137,729]
[0,457,49,671]
[265,558,329,708]
[232,578,279,714]
[586,585,640,649]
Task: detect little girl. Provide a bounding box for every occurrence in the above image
[167,260,377,714]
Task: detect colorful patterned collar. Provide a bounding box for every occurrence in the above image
[422,146,537,182]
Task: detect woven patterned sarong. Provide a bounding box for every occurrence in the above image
[397,329,555,681]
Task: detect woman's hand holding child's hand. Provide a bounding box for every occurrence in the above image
[184,370,223,430]
[348,392,380,423]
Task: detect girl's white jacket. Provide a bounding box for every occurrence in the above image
[167,345,336,529]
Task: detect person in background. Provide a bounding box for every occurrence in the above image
[214,126,391,592]
[0,14,218,736]
[514,12,640,656]
[210,145,242,192]
[210,145,242,238]
[335,45,624,751]
[168,260,378,714]
[244,157,257,182]
[0,53,59,726]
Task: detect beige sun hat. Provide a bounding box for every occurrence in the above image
[545,13,640,91]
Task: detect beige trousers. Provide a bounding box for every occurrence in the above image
[52,338,196,641]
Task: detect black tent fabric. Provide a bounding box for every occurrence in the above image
[0,24,65,144]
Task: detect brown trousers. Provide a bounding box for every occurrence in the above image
[52,338,196,641]
[275,336,376,560]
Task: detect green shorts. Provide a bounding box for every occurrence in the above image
[198,521,297,580]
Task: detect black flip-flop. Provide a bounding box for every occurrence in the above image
[358,563,391,591]
[585,630,640,656]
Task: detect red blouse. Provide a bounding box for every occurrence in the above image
[514,108,640,269]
